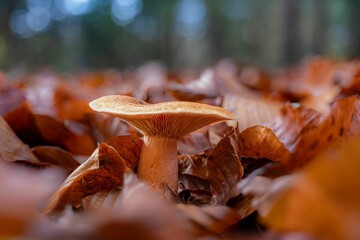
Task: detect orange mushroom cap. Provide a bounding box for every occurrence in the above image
[89,95,234,138]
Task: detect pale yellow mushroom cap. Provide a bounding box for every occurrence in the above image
[89,95,234,138]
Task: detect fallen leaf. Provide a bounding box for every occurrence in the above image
[0,116,40,163]
[104,135,143,169]
[179,126,243,204]
[31,146,80,172]
[33,114,96,155]
[178,131,212,155]
[222,93,282,131]
[83,172,192,240]
[258,138,360,240]
[269,104,323,152]
[0,160,64,237]
[238,66,271,92]
[292,95,360,167]
[44,143,130,214]
[207,122,232,146]
[177,204,241,237]
[167,69,220,101]
[240,126,291,163]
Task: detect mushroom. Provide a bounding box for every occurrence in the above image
[89,95,234,194]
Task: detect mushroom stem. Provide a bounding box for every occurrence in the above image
[137,136,178,194]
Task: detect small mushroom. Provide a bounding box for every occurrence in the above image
[89,95,234,194]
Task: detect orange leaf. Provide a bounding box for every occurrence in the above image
[31,146,80,172]
[44,143,129,214]
[240,126,291,163]
[104,135,143,169]
[292,95,360,167]
[0,116,39,163]
[179,126,243,204]
[259,138,360,240]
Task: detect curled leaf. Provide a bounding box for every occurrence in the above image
[168,69,220,101]
[0,116,39,163]
[269,104,323,152]
[179,126,243,204]
[292,96,360,167]
[44,143,130,214]
[34,114,96,155]
[83,172,192,240]
[104,135,143,169]
[177,204,241,237]
[84,112,131,143]
[31,146,80,172]
[223,93,282,131]
[259,138,360,240]
[240,126,291,163]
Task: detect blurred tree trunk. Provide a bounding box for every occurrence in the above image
[0,0,18,68]
[311,0,328,55]
[208,1,222,62]
[282,0,302,65]
[348,0,360,58]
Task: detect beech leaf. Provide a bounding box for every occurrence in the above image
[103,135,143,169]
[167,69,220,101]
[177,204,241,237]
[292,96,360,167]
[240,126,291,163]
[31,146,80,172]
[222,93,282,131]
[0,116,40,163]
[83,173,192,240]
[44,143,130,214]
[258,138,360,240]
[84,112,131,143]
[179,126,243,204]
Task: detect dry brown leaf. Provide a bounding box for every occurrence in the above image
[222,93,282,131]
[0,160,64,237]
[33,114,96,155]
[207,122,232,146]
[83,173,240,239]
[258,138,360,240]
[167,69,220,101]
[2,98,42,146]
[104,135,143,169]
[0,87,26,116]
[31,146,80,172]
[292,95,360,167]
[300,86,340,116]
[238,66,272,92]
[177,204,241,237]
[44,143,130,214]
[240,126,291,163]
[83,173,192,240]
[0,116,40,163]
[269,104,323,152]
[179,126,243,204]
[178,131,212,155]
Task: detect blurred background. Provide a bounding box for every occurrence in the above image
[0,0,359,71]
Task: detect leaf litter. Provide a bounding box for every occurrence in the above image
[1,58,360,239]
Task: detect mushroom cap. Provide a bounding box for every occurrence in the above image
[89,95,234,138]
